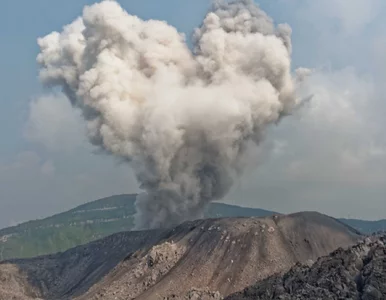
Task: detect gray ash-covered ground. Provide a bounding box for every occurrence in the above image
[0,213,362,300]
[227,234,386,300]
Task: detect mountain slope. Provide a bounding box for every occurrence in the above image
[226,234,386,300]
[339,218,386,235]
[0,194,383,261]
[0,195,275,260]
[0,212,361,300]
[0,229,163,300]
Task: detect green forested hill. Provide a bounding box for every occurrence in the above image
[0,195,137,260]
[0,194,384,261]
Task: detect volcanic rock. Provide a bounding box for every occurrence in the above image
[227,234,386,300]
[0,212,361,300]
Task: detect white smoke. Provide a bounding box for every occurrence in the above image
[37,0,300,229]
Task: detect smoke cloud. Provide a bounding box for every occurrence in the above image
[37,0,300,229]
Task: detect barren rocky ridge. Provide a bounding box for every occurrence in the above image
[0,212,361,299]
[226,234,386,300]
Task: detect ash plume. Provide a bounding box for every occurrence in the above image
[37,0,300,229]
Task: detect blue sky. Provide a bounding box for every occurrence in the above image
[1,0,386,228]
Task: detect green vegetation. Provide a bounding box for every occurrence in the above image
[0,194,384,261]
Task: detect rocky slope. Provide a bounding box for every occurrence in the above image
[83,213,358,299]
[0,212,361,300]
[0,194,275,261]
[1,193,383,262]
[227,234,386,300]
[165,288,224,300]
[0,230,163,300]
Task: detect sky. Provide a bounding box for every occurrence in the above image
[1,0,386,228]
